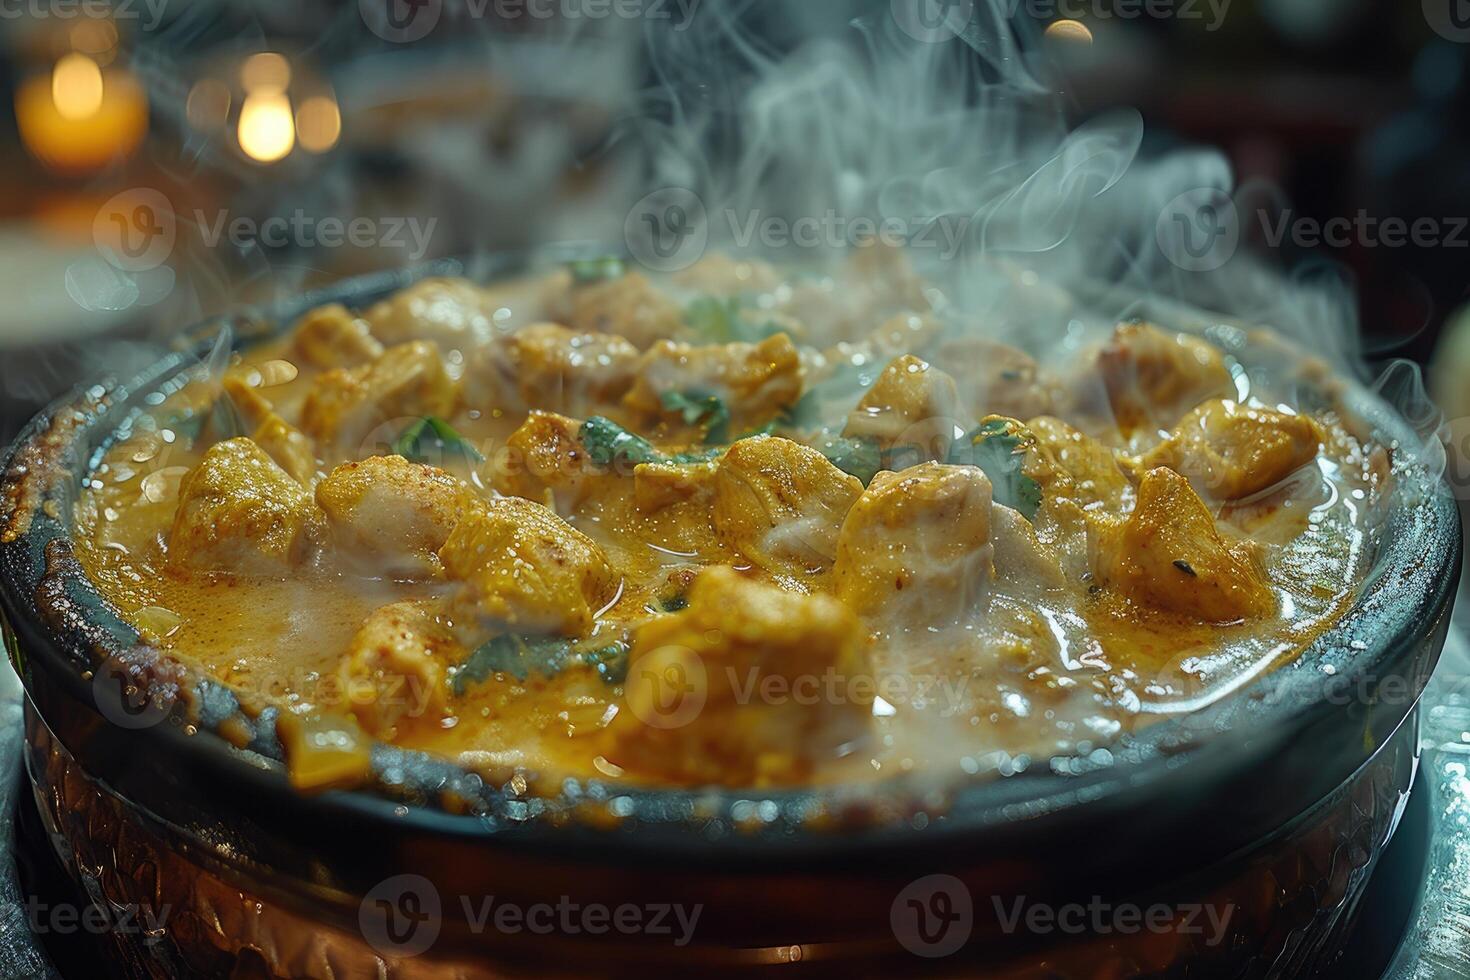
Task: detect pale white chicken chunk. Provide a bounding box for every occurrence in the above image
[438,495,618,636]
[300,341,459,452]
[316,455,482,578]
[168,438,322,576]
[712,436,864,575]
[832,462,994,627]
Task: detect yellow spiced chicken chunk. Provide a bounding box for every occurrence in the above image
[1028,415,1130,510]
[300,341,458,451]
[317,455,482,577]
[1096,321,1234,436]
[364,277,499,350]
[844,354,963,461]
[712,436,864,574]
[832,463,994,626]
[1095,467,1274,622]
[168,438,321,576]
[338,600,455,737]
[482,323,640,416]
[290,303,384,369]
[610,566,870,786]
[623,334,803,430]
[1141,399,1324,500]
[935,338,1052,421]
[495,410,609,512]
[438,496,617,636]
[566,271,684,349]
[222,375,319,485]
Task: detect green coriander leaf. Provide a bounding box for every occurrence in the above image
[392,416,484,465]
[816,435,883,485]
[579,416,663,467]
[949,418,1043,520]
[660,389,731,444]
[566,256,625,285]
[452,635,629,693]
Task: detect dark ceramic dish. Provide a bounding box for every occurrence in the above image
[0,251,1460,977]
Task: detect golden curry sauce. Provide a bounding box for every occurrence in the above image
[71,250,1385,792]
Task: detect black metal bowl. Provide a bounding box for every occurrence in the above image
[0,251,1460,977]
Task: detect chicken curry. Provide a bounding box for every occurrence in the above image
[72,250,1386,792]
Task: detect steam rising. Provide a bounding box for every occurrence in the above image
[616,0,1442,457]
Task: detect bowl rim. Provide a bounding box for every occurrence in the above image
[0,248,1461,863]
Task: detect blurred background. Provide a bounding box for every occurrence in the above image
[0,0,1465,439]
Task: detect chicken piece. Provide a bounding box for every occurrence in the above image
[300,341,459,452]
[494,410,615,513]
[438,495,617,636]
[832,463,994,626]
[712,436,864,574]
[1140,399,1323,501]
[168,438,322,575]
[253,415,319,486]
[610,565,869,786]
[566,271,684,349]
[1094,467,1274,622]
[673,254,782,295]
[867,312,942,360]
[475,322,639,416]
[290,303,384,369]
[338,601,455,737]
[843,354,963,462]
[1094,321,1234,437]
[317,455,481,577]
[935,337,1052,421]
[635,459,719,514]
[1028,416,1130,510]
[222,374,319,485]
[623,334,803,430]
[363,277,500,351]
